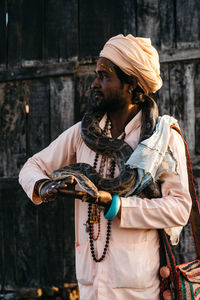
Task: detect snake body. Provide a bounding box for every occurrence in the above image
[52,97,161,198]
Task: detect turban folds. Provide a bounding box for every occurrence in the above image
[100,34,163,94]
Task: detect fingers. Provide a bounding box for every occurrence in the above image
[39,176,76,203]
[55,176,76,190]
[98,191,112,206]
[40,181,58,202]
[81,191,112,207]
[48,182,59,194]
[82,193,96,204]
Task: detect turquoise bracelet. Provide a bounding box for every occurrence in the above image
[104,195,121,220]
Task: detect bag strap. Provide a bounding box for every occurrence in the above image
[159,229,183,299]
[159,124,200,277]
[170,125,200,259]
[159,125,200,299]
[160,125,200,263]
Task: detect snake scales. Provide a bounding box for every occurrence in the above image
[52,97,162,199]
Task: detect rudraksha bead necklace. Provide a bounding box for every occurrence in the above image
[87,116,125,263]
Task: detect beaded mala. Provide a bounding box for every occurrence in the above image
[87,116,116,263]
[87,118,126,262]
[88,205,111,262]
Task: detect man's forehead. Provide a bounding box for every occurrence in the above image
[96,58,115,73]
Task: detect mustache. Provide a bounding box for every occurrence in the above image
[91,89,104,98]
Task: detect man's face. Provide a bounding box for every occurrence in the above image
[91,57,128,113]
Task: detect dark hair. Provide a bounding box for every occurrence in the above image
[113,64,147,106]
[113,65,132,86]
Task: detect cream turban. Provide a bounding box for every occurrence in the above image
[100,34,163,94]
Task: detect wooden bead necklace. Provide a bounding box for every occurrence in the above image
[87,116,126,263]
[87,116,113,262]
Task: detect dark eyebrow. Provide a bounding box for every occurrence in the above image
[94,70,109,75]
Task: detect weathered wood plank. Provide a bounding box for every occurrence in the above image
[1,48,200,83]
[168,62,196,154]
[50,77,75,140]
[183,63,195,154]
[7,0,22,67]
[1,188,17,290]
[168,64,198,276]
[79,0,125,58]
[0,81,26,177]
[169,61,196,154]
[176,0,200,49]
[27,79,51,156]
[156,64,170,116]
[122,0,137,36]
[38,200,65,286]
[0,0,7,67]
[0,190,4,290]
[21,0,43,63]
[63,197,76,283]
[44,0,78,63]
[15,189,40,288]
[0,62,75,83]
[159,0,175,50]
[168,62,185,132]
[195,62,200,155]
[173,222,196,265]
[0,178,19,190]
[160,48,200,63]
[74,73,95,122]
[136,0,160,47]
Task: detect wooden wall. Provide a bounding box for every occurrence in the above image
[0,0,200,294]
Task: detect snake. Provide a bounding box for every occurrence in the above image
[52,97,162,199]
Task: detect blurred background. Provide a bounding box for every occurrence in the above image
[0,0,200,299]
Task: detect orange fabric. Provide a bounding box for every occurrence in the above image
[100,34,163,94]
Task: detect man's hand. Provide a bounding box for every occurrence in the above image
[37,176,76,203]
[82,190,112,207]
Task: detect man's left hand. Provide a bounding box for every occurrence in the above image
[82,190,112,208]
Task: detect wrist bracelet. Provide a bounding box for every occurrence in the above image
[104,195,121,220]
[38,179,50,197]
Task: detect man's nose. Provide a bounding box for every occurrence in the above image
[91,77,100,89]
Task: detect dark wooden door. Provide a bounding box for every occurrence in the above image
[0,0,200,295]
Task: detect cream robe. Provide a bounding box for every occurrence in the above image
[19,111,192,300]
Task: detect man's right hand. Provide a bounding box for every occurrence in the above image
[37,176,76,203]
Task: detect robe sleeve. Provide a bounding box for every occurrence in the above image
[120,129,192,229]
[19,122,81,204]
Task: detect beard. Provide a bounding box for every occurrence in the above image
[90,90,126,113]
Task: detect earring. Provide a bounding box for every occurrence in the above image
[128,89,132,94]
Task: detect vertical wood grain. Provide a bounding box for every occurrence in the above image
[27,79,51,156]
[176,0,200,49]
[0,0,7,67]
[156,63,170,116]
[195,62,200,155]
[38,200,64,286]
[50,77,75,141]
[44,0,78,63]
[79,0,125,58]
[0,81,26,177]
[159,0,176,50]
[15,188,39,288]
[136,0,160,47]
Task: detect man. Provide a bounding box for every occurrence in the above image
[19,34,192,300]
